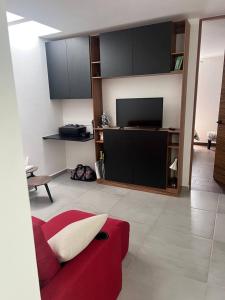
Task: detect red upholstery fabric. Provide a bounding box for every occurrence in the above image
[32,216,46,226]
[32,222,61,288]
[42,210,130,259]
[41,224,122,300]
[34,210,130,300]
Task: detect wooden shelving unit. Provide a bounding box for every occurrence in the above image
[90,36,103,160]
[90,20,190,196]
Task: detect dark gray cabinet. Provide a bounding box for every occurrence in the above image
[45,40,70,99]
[100,22,172,78]
[67,37,91,98]
[45,37,91,99]
[100,29,133,78]
[133,22,172,75]
[104,129,168,189]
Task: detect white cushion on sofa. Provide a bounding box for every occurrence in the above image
[48,214,108,263]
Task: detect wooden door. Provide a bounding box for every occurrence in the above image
[214,56,225,184]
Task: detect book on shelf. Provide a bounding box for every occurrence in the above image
[174,55,183,70]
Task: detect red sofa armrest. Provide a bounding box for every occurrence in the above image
[41,225,122,300]
[32,216,45,226]
[42,210,130,259]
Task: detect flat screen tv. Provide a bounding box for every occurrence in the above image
[116,98,163,128]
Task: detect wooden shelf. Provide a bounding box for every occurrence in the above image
[94,128,104,131]
[95,140,104,144]
[92,61,101,64]
[170,70,183,74]
[171,52,184,56]
[92,76,102,79]
[168,143,179,149]
[166,187,179,194]
[43,134,94,142]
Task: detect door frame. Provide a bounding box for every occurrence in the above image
[189,15,225,187]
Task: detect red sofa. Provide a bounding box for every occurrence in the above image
[32,210,130,300]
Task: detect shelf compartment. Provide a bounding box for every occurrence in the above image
[94,128,104,131]
[168,143,179,149]
[171,52,184,56]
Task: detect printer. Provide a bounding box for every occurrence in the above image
[59,124,88,138]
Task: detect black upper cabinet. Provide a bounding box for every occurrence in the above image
[100,22,172,78]
[45,37,91,100]
[100,29,133,78]
[45,40,70,99]
[66,37,91,99]
[133,22,172,75]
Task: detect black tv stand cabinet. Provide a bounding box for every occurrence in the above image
[103,128,168,189]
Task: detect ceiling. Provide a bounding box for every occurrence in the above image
[5,0,225,38]
[201,19,225,58]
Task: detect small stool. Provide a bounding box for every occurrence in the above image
[28,176,53,203]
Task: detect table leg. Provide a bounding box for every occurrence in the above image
[45,184,53,203]
[208,140,211,150]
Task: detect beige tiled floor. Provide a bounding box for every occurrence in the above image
[191,145,224,193]
[30,173,225,300]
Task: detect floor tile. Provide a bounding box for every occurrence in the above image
[118,260,207,300]
[156,208,216,239]
[189,190,219,212]
[110,192,167,224]
[136,225,211,282]
[72,189,122,214]
[208,241,225,288]
[218,194,225,214]
[214,214,225,243]
[206,284,225,300]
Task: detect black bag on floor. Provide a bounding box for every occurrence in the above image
[71,164,96,182]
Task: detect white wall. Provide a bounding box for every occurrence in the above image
[183,19,200,186]
[8,26,66,175]
[102,75,182,128]
[0,1,40,299]
[195,55,224,142]
[62,99,96,169]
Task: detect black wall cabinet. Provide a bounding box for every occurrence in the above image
[104,129,168,189]
[46,37,91,99]
[100,29,133,78]
[100,22,172,78]
[133,22,172,75]
[45,40,70,99]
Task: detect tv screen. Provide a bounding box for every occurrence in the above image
[116,98,163,128]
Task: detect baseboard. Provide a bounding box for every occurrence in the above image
[194,142,216,146]
[50,169,67,178]
[194,142,207,146]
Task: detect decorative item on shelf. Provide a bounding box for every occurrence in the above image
[101,112,110,128]
[99,131,104,141]
[95,151,105,179]
[174,55,183,70]
[169,158,178,188]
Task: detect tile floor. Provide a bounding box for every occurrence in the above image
[30,172,225,300]
[191,145,224,193]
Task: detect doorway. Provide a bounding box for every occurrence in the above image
[191,16,225,193]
